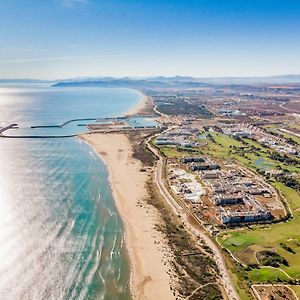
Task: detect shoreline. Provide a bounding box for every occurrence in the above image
[123,91,148,117]
[81,133,174,300]
[80,94,174,299]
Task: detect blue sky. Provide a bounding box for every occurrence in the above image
[0,0,300,79]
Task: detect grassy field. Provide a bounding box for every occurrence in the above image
[157,146,202,158]
[158,146,188,157]
[156,133,300,174]
[247,267,290,282]
[201,133,300,173]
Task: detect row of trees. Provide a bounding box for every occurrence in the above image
[275,174,300,192]
[269,152,300,166]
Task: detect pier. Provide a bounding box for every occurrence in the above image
[30,118,98,129]
[0,116,160,139]
[29,116,151,128]
[0,124,18,134]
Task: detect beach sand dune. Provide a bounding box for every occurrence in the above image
[81,133,175,300]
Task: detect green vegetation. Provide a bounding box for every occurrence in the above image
[275,174,300,192]
[261,124,300,146]
[225,257,253,300]
[269,152,300,166]
[157,98,212,117]
[280,242,296,254]
[219,183,300,281]
[156,132,300,175]
[201,132,300,174]
[247,267,290,283]
[158,146,202,158]
[257,251,288,267]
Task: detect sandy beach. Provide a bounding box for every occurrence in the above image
[81,133,175,300]
[124,93,149,117]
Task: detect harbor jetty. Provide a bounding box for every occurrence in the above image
[0,116,160,139]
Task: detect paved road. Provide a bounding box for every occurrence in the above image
[147,138,240,300]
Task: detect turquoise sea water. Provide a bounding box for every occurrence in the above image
[0,86,141,300]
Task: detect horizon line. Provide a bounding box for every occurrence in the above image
[1,73,300,82]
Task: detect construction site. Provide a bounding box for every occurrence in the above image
[165,155,285,227]
[155,127,199,147]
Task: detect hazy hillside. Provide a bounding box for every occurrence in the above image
[52,75,300,88]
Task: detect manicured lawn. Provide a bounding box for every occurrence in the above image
[247,267,290,283]
[213,134,243,148]
[222,231,257,252]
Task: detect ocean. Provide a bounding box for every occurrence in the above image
[0,86,142,300]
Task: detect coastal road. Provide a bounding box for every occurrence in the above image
[146,138,240,300]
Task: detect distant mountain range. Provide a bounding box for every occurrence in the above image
[2,74,300,87]
[52,75,300,88]
[52,78,209,89]
[192,74,300,85]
